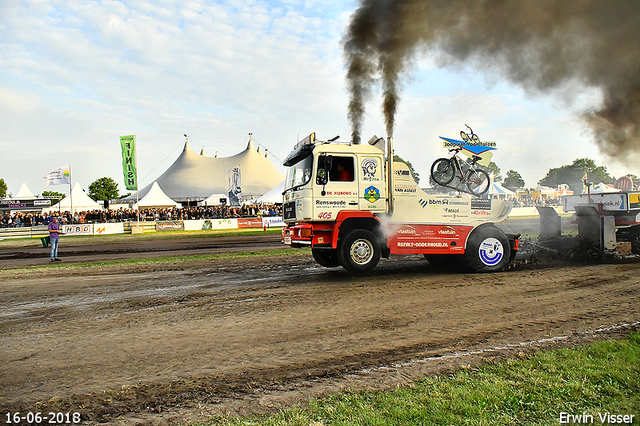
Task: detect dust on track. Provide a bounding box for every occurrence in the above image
[0,234,639,425]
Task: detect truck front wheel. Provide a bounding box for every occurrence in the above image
[337,229,381,274]
[312,248,340,267]
[462,225,510,272]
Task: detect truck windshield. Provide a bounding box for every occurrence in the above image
[284,155,313,193]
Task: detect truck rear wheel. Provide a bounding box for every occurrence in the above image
[462,225,510,272]
[337,229,381,274]
[312,248,340,267]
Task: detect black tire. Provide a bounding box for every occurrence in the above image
[312,248,340,267]
[460,131,469,142]
[462,225,510,272]
[431,158,455,186]
[466,169,490,195]
[337,229,381,274]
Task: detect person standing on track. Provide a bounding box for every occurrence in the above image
[48,216,64,262]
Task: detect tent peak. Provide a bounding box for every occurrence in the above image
[15,183,36,199]
[246,132,255,150]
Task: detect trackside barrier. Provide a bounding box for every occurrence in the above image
[0,217,278,239]
[0,225,49,240]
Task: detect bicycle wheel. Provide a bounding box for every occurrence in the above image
[466,169,490,195]
[460,131,469,142]
[471,134,480,143]
[430,158,455,186]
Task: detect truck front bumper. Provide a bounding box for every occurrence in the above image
[282,223,336,248]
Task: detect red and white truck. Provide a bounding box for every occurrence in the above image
[281,133,519,274]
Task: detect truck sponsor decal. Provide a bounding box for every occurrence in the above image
[388,224,473,254]
[471,198,492,210]
[364,186,380,203]
[479,237,504,266]
[395,186,417,194]
[324,191,355,196]
[420,198,470,208]
[316,200,347,206]
[361,158,380,181]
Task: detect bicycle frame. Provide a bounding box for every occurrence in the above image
[448,147,481,184]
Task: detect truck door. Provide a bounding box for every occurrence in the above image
[357,154,386,212]
[315,154,359,220]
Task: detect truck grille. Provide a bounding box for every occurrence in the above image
[283,201,296,220]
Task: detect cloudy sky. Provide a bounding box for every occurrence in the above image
[1,0,635,197]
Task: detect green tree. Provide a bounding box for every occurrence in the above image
[503,170,525,189]
[0,178,7,198]
[538,158,614,193]
[42,190,66,201]
[394,155,420,184]
[88,177,121,201]
[486,161,502,182]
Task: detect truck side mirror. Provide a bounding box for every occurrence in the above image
[316,155,332,185]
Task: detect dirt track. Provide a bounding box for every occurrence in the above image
[1,233,639,425]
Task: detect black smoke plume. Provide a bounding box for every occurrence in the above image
[344,0,640,161]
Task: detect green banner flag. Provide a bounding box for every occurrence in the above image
[120,135,138,190]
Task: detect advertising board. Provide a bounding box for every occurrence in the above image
[563,193,630,212]
[93,223,125,235]
[62,224,93,236]
[156,221,185,232]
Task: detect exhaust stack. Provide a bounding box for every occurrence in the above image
[387,136,394,216]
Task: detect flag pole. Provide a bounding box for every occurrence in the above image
[135,136,140,226]
[69,163,73,215]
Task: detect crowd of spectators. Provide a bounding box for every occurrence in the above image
[0,204,282,228]
[511,197,563,208]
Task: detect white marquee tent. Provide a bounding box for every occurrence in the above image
[199,193,229,206]
[44,182,102,214]
[134,182,180,209]
[489,181,516,197]
[15,183,36,199]
[255,180,284,204]
[587,182,621,194]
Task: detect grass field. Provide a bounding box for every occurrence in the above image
[200,333,639,426]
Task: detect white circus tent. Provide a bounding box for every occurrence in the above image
[44,182,102,214]
[134,182,180,209]
[128,136,284,203]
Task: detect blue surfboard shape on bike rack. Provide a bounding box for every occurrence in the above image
[439,136,497,155]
